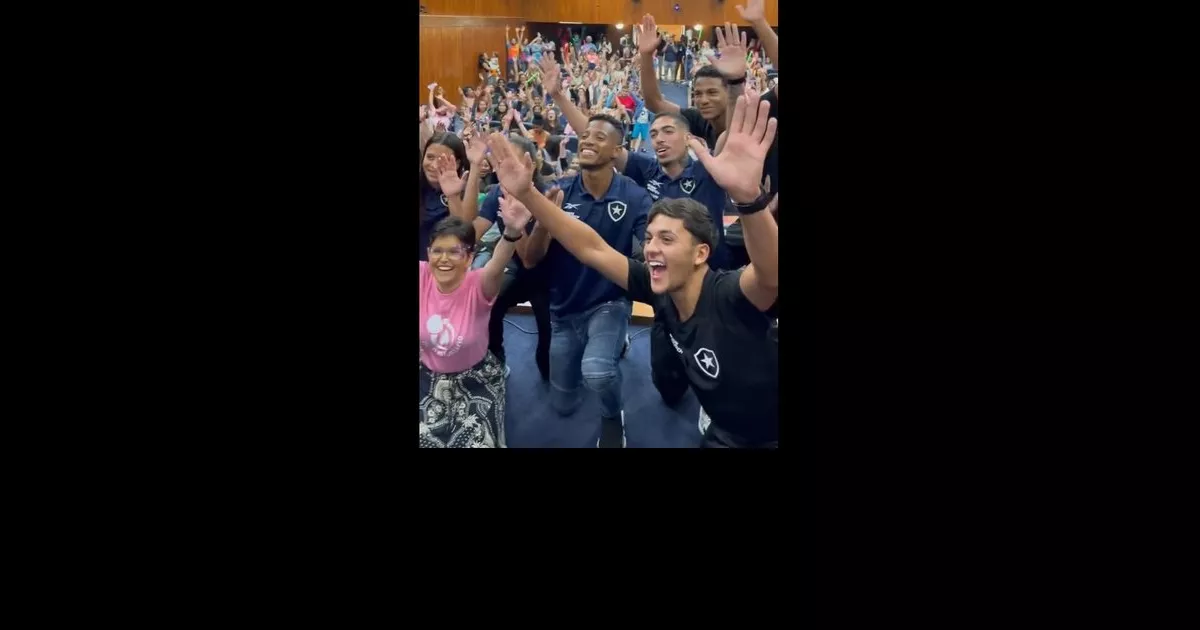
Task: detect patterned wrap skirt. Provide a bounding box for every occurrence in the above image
[419,351,506,448]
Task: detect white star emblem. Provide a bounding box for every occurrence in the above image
[680,178,696,196]
[693,347,719,379]
[607,200,627,222]
[439,194,449,207]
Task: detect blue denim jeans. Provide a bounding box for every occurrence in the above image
[549,299,631,418]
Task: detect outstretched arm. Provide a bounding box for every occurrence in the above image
[712,24,750,142]
[687,89,778,311]
[635,14,679,115]
[486,133,630,289]
[736,0,778,71]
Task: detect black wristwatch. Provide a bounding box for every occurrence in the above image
[502,231,524,242]
[726,74,747,86]
[729,188,771,215]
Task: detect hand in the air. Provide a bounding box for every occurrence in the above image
[498,192,533,232]
[687,87,776,203]
[713,24,750,80]
[427,82,438,91]
[464,133,488,164]
[736,0,766,22]
[538,56,561,95]
[434,154,468,196]
[635,15,661,55]
[486,132,535,196]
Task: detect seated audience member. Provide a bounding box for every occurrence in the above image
[482,90,779,448]
[419,131,476,260]
[419,199,534,448]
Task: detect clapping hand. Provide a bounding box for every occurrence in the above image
[486,132,535,196]
[686,87,776,203]
[433,153,468,196]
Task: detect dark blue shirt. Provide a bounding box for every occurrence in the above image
[418,185,458,261]
[478,180,556,271]
[545,171,651,317]
[623,150,731,270]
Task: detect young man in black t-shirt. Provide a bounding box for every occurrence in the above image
[483,92,779,447]
[636,15,728,149]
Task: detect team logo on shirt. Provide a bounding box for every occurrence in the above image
[680,178,697,196]
[607,201,627,222]
[564,202,582,210]
[669,334,683,355]
[425,314,464,358]
[693,347,720,379]
[439,194,449,207]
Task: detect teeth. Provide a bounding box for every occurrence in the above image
[648,261,665,268]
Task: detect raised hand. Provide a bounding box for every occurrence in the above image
[687,87,777,203]
[538,55,561,95]
[497,192,533,233]
[713,23,749,79]
[736,0,766,22]
[434,154,467,196]
[427,82,438,91]
[636,14,661,55]
[464,133,488,164]
[486,132,535,196]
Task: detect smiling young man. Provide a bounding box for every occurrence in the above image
[519,113,652,448]
[484,90,780,448]
[636,14,728,149]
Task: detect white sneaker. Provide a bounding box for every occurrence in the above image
[698,407,711,436]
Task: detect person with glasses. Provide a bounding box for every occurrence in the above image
[419,196,536,448]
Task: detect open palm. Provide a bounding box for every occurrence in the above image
[736,0,766,22]
[434,154,467,196]
[538,56,561,95]
[498,194,532,229]
[464,134,487,165]
[486,132,535,196]
[688,88,777,202]
[713,23,750,79]
[636,14,660,54]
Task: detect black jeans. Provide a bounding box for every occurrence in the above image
[489,266,551,380]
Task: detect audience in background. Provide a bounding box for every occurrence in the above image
[419,8,780,448]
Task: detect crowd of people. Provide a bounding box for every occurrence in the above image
[418,0,781,449]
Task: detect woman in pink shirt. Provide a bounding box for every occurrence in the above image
[419,196,532,448]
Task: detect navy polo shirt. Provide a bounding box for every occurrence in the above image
[418,186,461,261]
[478,179,557,270]
[545,171,651,317]
[623,150,731,270]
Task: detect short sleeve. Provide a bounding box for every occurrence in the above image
[479,187,502,224]
[712,268,761,319]
[623,150,658,187]
[467,270,498,309]
[632,187,652,244]
[625,260,656,304]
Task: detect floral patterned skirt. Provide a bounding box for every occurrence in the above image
[419,352,506,448]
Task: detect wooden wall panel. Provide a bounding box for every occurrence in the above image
[423,0,523,18]
[519,1,777,27]
[419,18,517,106]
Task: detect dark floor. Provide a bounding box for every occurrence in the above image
[501,313,704,448]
